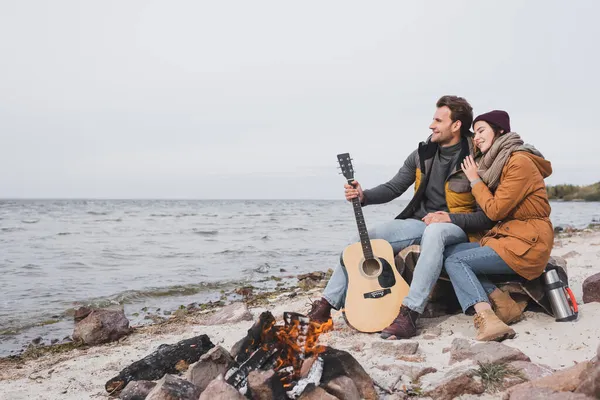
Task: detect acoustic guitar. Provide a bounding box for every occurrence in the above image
[336,153,410,333]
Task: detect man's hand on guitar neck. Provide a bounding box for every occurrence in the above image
[422,211,451,225]
[345,181,364,203]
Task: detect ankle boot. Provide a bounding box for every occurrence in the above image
[488,289,526,325]
[307,298,333,324]
[474,309,516,342]
[380,305,420,339]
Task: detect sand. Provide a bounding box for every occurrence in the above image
[1,229,599,400]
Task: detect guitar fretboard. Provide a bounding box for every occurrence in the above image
[351,196,374,260]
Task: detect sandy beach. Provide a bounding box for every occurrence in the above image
[1,228,599,400]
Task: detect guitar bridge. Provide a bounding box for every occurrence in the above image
[363,288,391,299]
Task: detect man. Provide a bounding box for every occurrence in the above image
[308,95,494,339]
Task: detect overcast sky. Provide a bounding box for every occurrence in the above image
[1,1,598,199]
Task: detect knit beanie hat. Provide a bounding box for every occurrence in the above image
[473,110,511,134]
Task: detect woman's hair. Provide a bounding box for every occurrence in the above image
[486,121,506,137]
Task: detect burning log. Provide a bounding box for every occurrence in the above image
[224,310,334,399]
[105,334,214,393]
[231,311,278,364]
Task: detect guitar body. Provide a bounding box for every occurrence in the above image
[342,238,410,333]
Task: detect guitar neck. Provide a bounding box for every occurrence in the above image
[351,196,374,260]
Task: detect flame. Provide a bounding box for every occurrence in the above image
[257,315,333,389]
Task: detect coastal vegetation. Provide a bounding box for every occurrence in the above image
[546,182,600,201]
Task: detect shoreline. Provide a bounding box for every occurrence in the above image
[1,228,599,399]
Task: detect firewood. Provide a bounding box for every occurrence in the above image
[105,334,214,393]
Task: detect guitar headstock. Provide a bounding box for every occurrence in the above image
[337,153,354,184]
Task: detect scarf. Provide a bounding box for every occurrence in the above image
[478,132,544,191]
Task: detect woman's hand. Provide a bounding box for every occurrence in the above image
[461,155,480,182]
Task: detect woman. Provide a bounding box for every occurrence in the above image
[443,110,553,342]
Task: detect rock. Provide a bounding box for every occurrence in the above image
[508,386,596,400]
[507,360,592,396]
[74,306,93,322]
[298,386,338,399]
[201,303,253,325]
[425,366,485,400]
[72,308,130,345]
[185,345,235,393]
[508,361,554,381]
[449,338,530,365]
[246,369,287,400]
[145,374,201,400]
[384,393,408,400]
[561,250,581,259]
[320,347,378,400]
[198,375,245,399]
[413,366,438,381]
[119,380,157,400]
[575,360,600,398]
[422,325,443,340]
[371,341,419,357]
[322,375,361,400]
[582,273,600,304]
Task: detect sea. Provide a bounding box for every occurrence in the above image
[1,199,599,357]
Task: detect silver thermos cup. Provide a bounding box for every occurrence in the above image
[542,269,578,322]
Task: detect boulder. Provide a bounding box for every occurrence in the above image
[582,272,600,304]
[298,386,338,399]
[371,341,419,357]
[201,303,253,325]
[145,374,201,400]
[73,308,130,345]
[322,375,361,400]
[448,338,530,365]
[508,386,596,400]
[575,359,600,398]
[198,375,245,400]
[119,380,157,400]
[424,366,484,400]
[506,360,592,396]
[185,345,235,392]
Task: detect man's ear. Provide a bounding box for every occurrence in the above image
[453,120,462,133]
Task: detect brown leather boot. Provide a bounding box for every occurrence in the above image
[474,309,516,341]
[307,298,333,324]
[380,305,420,339]
[489,289,526,325]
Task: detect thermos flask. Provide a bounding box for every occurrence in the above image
[542,269,578,322]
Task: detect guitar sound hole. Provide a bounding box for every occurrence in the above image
[361,258,381,277]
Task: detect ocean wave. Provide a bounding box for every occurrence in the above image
[177,213,198,218]
[21,219,39,224]
[158,252,196,259]
[1,227,25,233]
[87,211,109,216]
[284,227,309,231]
[192,229,218,236]
[80,281,238,306]
[94,218,123,222]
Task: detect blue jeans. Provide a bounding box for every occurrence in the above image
[443,242,517,313]
[322,218,468,313]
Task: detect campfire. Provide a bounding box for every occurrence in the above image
[106,307,377,400]
[225,311,333,398]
